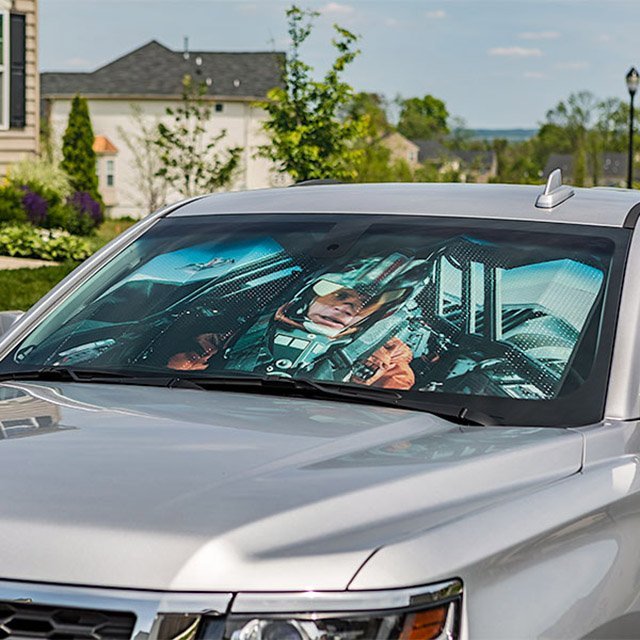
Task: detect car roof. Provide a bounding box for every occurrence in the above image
[168,183,640,228]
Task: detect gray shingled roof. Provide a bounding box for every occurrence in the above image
[413,139,496,172]
[41,40,285,99]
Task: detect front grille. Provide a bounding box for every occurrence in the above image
[0,601,136,640]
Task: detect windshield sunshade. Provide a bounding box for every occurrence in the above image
[0,214,628,426]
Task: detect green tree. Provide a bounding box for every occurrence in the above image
[539,92,599,184]
[573,143,587,187]
[492,138,542,185]
[345,92,415,182]
[257,5,368,182]
[397,95,449,140]
[446,116,474,150]
[155,75,242,197]
[347,92,392,135]
[61,95,103,209]
[351,143,413,182]
[594,97,632,153]
[414,161,441,183]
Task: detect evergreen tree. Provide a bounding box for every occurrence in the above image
[61,95,104,210]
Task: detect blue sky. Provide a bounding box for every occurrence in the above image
[40,0,640,128]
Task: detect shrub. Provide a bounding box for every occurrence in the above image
[68,191,103,227]
[5,159,104,235]
[44,191,103,236]
[0,183,27,224]
[7,157,72,202]
[0,224,93,262]
[6,158,76,229]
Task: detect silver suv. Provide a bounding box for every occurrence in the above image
[0,176,638,639]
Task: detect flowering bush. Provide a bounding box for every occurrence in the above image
[68,190,103,226]
[0,224,92,262]
[4,158,104,236]
[21,188,48,225]
[44,191,103,236]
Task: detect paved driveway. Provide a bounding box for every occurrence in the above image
[0,257,57,270]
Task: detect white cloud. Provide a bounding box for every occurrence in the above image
[519,31,560,40]
[384,17,400,27]
[524,71,546,79]
[320,2,355,15]
[425,9,446,19]
[488,47,543,58]
[596,34,612,43]
[556,61,589,70]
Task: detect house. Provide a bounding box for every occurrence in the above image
[41,40,284,218]
[379,132,420,168]
[413,139,497,183]
[543,152,640,187]
[0,0,38,173]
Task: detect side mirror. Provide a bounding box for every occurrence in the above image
[0,310,25,337]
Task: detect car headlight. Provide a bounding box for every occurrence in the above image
[224,604,455,640]
[197,599,459,640]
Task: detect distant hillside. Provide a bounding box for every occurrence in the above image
[469,128,537,142]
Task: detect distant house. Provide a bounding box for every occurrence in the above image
[379,132,420,168]
[0,0,39,173]
[543,153,640,187]
[413,139,497,183]
[41,40,284,217]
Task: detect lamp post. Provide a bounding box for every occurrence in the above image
[626,67,639,188]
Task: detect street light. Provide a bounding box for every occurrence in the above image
[626,67,639,188]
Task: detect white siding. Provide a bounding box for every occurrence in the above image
[0,0,38,174]
[48,97,283,219]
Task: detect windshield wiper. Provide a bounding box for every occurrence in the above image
[179,373,496,426]
[0,368,495,426]
[0,367,204,389]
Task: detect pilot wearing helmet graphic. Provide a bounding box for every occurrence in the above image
[168,252,430,390]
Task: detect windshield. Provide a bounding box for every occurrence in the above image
[0,214,628,426]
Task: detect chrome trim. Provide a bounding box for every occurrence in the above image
[231,579,462,613]
[0,580,232,640]
[0,579,461,639]
[438,600,457,640]
[0,197,203,362]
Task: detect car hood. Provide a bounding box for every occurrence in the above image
[0,382,583,592]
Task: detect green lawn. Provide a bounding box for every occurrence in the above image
[90,218,137,250]
[0,218,137,312]
[0,263,78,311]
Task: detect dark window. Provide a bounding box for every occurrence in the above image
[215,103,223,112]
[106,159,115,186]
[9,12,25,129]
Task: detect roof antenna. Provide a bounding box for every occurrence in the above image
[535,168,574,209]
[183,36,190,60]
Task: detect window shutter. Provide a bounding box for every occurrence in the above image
[9,13,25,128]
